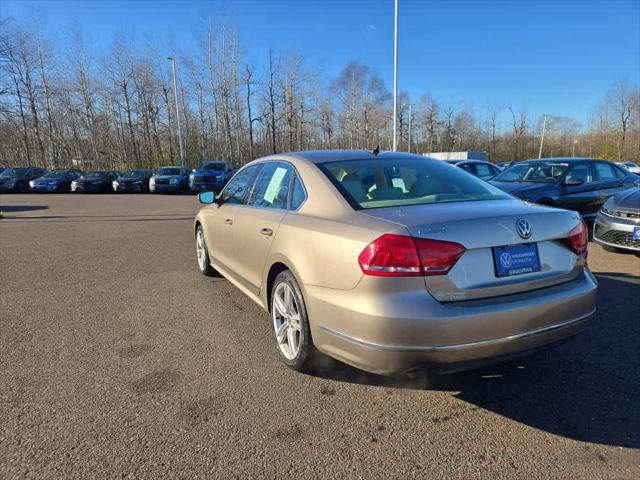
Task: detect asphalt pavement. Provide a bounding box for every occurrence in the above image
[1,194,639,479]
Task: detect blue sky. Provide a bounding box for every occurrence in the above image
[3,0,639,125]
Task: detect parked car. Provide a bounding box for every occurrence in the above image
[442,160,501,180]
[617,162,640,175]
[71,171,120,193]
[0,167,47,193]
[30,169,83,193]
[593,187,640,254]
[189,161,234,192]
[193,150,596,377]
[149,166,189,194]
[490,158,639,219]
[112,169,153,193]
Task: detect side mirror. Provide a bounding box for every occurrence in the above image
[198,191,215,204]
[563,178,584,186]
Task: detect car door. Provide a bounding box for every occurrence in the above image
[557,162,598,216]
[230,161,294,295]
[202,164,260,273]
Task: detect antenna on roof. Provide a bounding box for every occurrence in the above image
[372,145,380,156]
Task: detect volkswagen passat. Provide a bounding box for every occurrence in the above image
[193,151,597,376]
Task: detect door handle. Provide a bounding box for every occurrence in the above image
[260,227,273,237]
[224,219,233,225]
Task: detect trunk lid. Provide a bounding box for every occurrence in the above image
[360,199,585,302]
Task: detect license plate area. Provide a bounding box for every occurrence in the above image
[493,243,541,278]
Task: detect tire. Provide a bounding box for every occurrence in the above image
[195,225,216,276]
[271,270,314,371]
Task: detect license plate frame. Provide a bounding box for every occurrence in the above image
[493,243,541,278]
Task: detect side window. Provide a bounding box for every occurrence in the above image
[247,162,293,209]
[221,164,260,205]
[593,162,617,181]
[612,165,627,179]
[565,164,592,184]
[289,174,306,210]
[458,164,473,173]
[474,163,494,179]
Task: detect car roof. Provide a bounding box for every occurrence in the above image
[257,149,440,167]
[524,157,604,163]
[158,165,183,169]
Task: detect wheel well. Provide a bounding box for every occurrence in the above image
[194,220,201,237]
[539,198,555,206]
[266,262,290,312]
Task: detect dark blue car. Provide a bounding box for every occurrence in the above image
[30,169,83,193]
[490,157,639,219]
[189,161,234,192]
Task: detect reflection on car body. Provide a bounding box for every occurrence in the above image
[194,150,597,377]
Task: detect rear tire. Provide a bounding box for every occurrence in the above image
[195,225,216,276]
[271,270,314,372]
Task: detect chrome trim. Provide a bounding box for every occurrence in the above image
[318,308,595,353]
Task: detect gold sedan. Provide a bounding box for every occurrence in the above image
[194,150,596,376]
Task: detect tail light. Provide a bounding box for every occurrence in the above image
[358,234,465,277]
[563,220,588,256]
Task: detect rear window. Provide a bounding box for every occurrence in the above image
[318,157,511,210]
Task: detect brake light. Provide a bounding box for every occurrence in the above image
[563,220,588,256]
[414,238,466,276]
[358,234,465,277]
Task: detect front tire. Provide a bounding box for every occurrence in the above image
[271,270,313,371]
[195,225,216,276]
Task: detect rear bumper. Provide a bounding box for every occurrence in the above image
[307,269,598,376]
[593,211,640,252]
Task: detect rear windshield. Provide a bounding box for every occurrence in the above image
[1,168,28,177]
[318,157,511,210]
[493,162,569,183]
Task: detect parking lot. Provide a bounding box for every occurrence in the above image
[1,194,638,479]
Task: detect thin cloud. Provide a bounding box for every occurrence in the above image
[366,24,377,31]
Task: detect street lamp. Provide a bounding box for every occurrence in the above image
[407,103,413,153]
[572,139,578,157]
[538,114,547,159]
[168,56,185,168]
[392,0,399,152]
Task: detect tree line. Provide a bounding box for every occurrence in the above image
[1,18,639,171]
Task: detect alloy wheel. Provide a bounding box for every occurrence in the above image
[272,282,302,360]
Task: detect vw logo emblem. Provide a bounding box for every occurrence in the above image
[516,218,532,239]
[500,252,513,268]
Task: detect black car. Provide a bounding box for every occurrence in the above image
[30,169,83,193]
[71,171,120,193]
[0,167,48,193]
[445,160,502,180]
[490,157,639,219]
[112,169,153,193]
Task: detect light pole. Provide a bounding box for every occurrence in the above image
[572,139,578,156]
[407,103,412,153]
[168,56,185,168]
[538,114,547,159]
[392,0,399,152]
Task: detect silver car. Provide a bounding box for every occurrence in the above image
[593,187,640,253]
[194,150,597,376]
